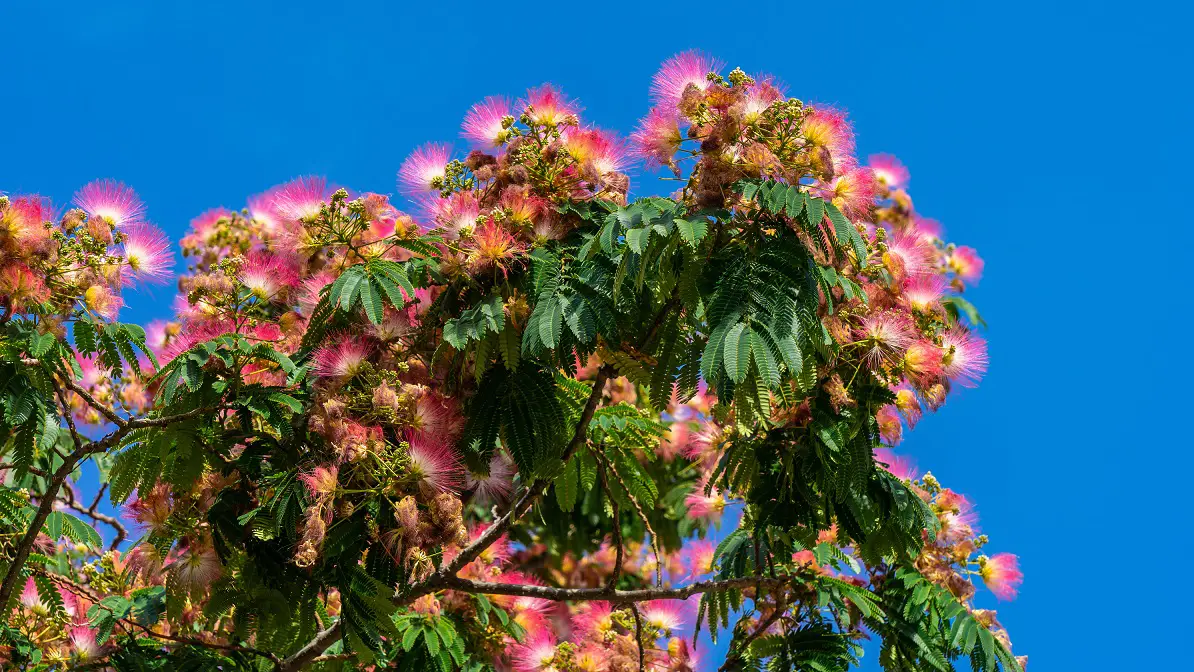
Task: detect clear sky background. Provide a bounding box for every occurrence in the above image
[2,1,1191,669]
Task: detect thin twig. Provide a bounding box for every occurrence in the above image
[630,603,647,672]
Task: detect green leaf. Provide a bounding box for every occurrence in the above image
[555,457,580,512]
[722,322,750,384]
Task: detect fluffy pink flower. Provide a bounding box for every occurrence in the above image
[883,229,936,282]
[465,451,515,505]
[741,76,786,124]
[311,333,374,379]
[937,490,979,543]
[167,542,222,593]
[520,84,580,127]
[410,391,464,444]
[271,176,330,224]
[461,95,512,147]
[20,577,44,612]
[69,625,101,660]
[562,127,629,176]
[981,553,1023,601]
[572,600,614,640]
[119,222,174,284]
[0,263,51,313]
[940,329,988,387]
[892,385,924,428]
[948,245,984,285]
[824,166,878,220]
[855,311,915,366]
[685,539,716,579]
[868,153,911,188]
[430,190,480,239]
[398,143,452,195]
[902,274,947,313]
[238,250,299,300]
[875,405,903,445]
[73,179,145,227]
[902,339,944,389]
[684,482,727,523]
[247,188,283,235]
[509,629,558,672]
[651,51,724,107]
[801,107,855,169]
[405,433,464,494]
[873,447,918,481]
[631,106,684,168]
[640,599,685,633]
[299,465,339,500]
[298,271,336,315]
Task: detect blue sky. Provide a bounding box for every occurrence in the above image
[2,1,1190,669]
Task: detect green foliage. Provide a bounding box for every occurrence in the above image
[461,363,568,476]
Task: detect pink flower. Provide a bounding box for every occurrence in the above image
[562,127,629,177]
[465,451,515,505]
[0,263,51,313]
[119,222,174,284]
[902,339,944,389]
[572,601,614,640]
[509,629,558,672]
[684,482,727,523]
[892,385,924,428]
[69,625,101,660]
[631,106,684,168]
[410,391,464,444]
[520,84,580,127]
[271,176,330,224]
[405,433,464,494]
[651,51,724,107]
[238,250,299,300]
[868,153,911,188]
[640,599,685,633]
[247,188,283,235]
[875,405,903,445]
[801,107,856,169]
[461,95,512,147]
[981,553,1023,601]
[883,229,936,281]
[298,270,336,315]
[902,274,946,313]
[430,190,480,240]
[940,329,988,388]
[311,333,374,379]
[874,447,918,481]
[740,76,786,124]
[398,143,452,195]
[20,577,45,612]
[948,245,984,285]
[166,542,222,593]
[822,166,877,220]
[299,465,339,500]
[73,179,145,227]
[684,539,716,579]
[937,490,979,543]
[855,311,915,367]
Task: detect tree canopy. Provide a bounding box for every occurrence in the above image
[0,52,1024,671]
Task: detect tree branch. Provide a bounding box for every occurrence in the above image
[440,574,799,605]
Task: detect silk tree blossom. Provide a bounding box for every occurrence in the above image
[119,222,174,284]
[270,176,330,224]
[69,625,101,661]
[166,542,222,593]
[462,95,512,147]
[405,433,465,494]
[874,447,918,481]
[398,143,452,195]
[465,451,515,505]
[0,263,51,313]
[650,50,724,107]
[868,153,911,188]
[311,333,374,379]
[73,179,145,227]
[883,228,936,281]
[948,245,985,285]
[464,219,528,277]
[685,482,728,523]
[824,165,879,219]
[520,84,580,127]
[562,127,630,177]
[640,599,685,633]
[980,553,1023,600]
[238,250,299,301]
[685,539,716,579]
[509,629,558,672]
[902,274,947,313]
[431,190,481,239]
[856,311,915,367]
[740,76,786,125]
[631,106,684,169]
[800,107,855,170]
[940,328,989,387]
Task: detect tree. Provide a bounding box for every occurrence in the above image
[0,52,1024,671]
